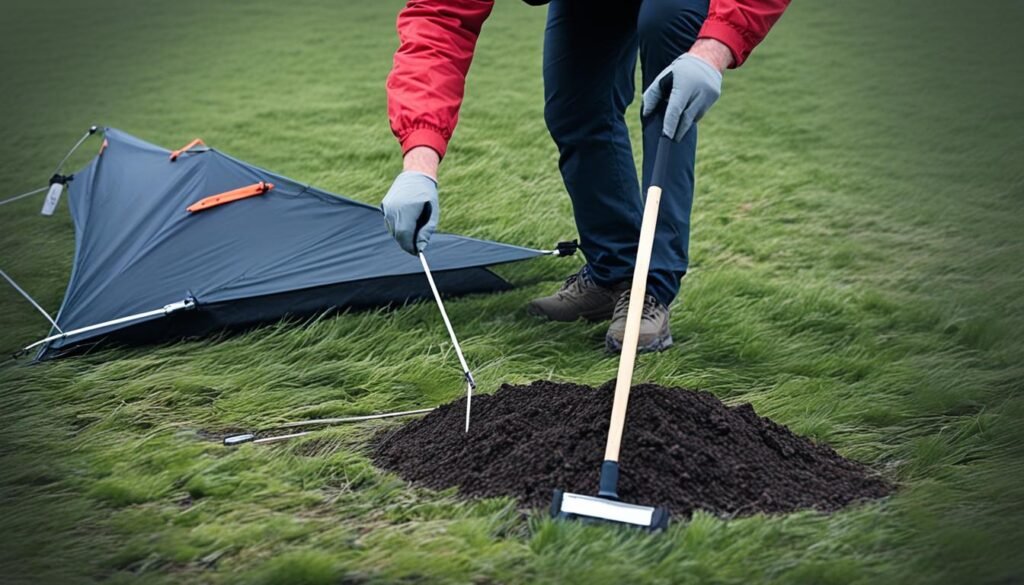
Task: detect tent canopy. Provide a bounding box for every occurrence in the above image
[32,128,555,360]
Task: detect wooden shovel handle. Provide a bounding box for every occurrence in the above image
[604,136,672,463]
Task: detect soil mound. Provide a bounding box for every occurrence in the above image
[371,381,891,518]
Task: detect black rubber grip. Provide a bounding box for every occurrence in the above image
[650,136,673,189]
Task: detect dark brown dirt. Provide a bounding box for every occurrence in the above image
[371,380,891,518]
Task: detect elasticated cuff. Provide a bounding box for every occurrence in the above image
[400,127,449,159]
[697,19,754,68]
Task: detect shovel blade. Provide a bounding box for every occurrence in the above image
[551,490,669,530]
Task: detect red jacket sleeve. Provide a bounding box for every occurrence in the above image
[387,0,494,159]
[698,0,791,68]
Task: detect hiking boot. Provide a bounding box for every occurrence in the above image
[527,267,627,322]
[605,291,673,353]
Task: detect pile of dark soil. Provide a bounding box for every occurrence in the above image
[371,381,891,518]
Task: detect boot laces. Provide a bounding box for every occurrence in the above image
[558,267,591,295]
[615,290,659,318]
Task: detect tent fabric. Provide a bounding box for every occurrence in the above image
[36,128,546,360]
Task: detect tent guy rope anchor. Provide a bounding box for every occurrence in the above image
[0,125,97,209]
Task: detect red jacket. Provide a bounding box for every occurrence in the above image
[388,0,789,158]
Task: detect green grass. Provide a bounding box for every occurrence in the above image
[1,0,1022,583]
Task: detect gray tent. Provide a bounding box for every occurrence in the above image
[15,128,571,360]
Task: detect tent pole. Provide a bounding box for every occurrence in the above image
[21,297,196,354]
[1,268,62,333]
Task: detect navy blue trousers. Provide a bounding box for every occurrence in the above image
[543,0,708,306]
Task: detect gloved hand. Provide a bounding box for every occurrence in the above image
[381,170,439,255]
[641,53,723,142]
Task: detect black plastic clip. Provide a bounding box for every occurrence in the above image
[554,240,578,257]
[49,173,73,186]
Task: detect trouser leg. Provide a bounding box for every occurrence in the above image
[543,0,642,288]
[638,0,708,305]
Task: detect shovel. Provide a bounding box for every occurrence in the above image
[550,135,674,530]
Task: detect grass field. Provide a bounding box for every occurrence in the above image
[1,1,1022,583]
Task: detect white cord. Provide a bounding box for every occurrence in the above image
[1,268,62,333]
[1,126,98,208]
[52,127,98,176]
[0,186,48,207]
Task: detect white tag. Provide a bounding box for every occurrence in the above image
[41,183,63,216]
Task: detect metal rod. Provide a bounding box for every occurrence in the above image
[0,186,48,207]
[418,252,475,433]
[277,407,436,429]
[21,298,195,353]
[223,407,435,446]
[0,268,62,333]
[252,431,312,444]
[464,381,472,434]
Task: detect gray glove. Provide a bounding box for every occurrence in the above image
[381,170,439,255]
[641,53,722,142]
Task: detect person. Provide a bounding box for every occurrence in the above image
[381,0,790,353]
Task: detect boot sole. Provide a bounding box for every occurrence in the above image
[604,333,674,354]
